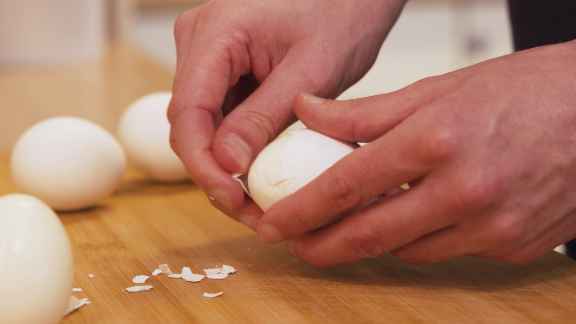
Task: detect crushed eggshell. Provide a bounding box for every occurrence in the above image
[168,274,182,279]
[88,274,94,278]
[232,173,251,198]
[206,273,228,280]
[72,288,82,292]
[64,296,90,316]
[152,269,162,276]
[183,273,205,282]
[203,292,223,298]
[126,286,153,293]
[222,265,236,273]
[132,275,149,284]
[203,265,237,279]
[179,267,204,282]
[181,267,193,276]
[159,264,173,275]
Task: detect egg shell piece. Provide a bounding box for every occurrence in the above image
[10,116,126,211]
[132,275,149,284]
[248,129,358,212]
[117,92,189,182]
[0,194,74,324]
[203,292,223,298]
[126,286,153,293]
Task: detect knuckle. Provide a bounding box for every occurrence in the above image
[166,99,187,126]
[168,131,180,157]
[324,173,364,212]
[479,213,525,248]
[236,110,278,144]
[451,174,498,210]
[344,224,384,259]
[296,247,329,269]
[174,8,196,40]
[422,126,458,160]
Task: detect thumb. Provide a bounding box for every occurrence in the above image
[211,53,340,174]
[293,70,470,143]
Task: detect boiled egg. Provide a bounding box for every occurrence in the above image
[117,92,189,182]
[0,194,74,324]
[247,129,358,212]
[11,116,126,211]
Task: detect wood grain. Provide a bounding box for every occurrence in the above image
[1,44,576,324]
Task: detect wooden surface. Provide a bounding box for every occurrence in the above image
[2,44,576,323]
[0,43,173,151]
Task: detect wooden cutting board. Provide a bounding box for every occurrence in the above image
[1,154,576,324]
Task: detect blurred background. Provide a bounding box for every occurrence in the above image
[130,0,513,98]
[0,0,513,151]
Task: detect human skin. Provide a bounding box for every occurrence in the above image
[257,40,576,268]
[167,0,407,230]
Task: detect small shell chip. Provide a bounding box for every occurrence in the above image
[168,274,182,279]
[126,286,153,293]
[64,296,90,316]
[132,275,149,284]
[206,273,228,280]
[203,292,223,298]
[152,269,162,276]
[72,288,82,292]
[183,273,205,282]
[88,274,94,278]
[159,264,173,275]
[181,267,193,276]
[222,265,236,273]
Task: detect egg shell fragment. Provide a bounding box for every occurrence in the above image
[117,92,189,182]
[0,194,74,324]
[10,116,126,211]
[248,129,358,212]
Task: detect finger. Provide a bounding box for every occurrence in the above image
[285,177,458,269]
[168,22,251,210]
[208,193,264,233]
[391,226,483,264]
[258,104,446,243]
[173,7,201,77]
[211,50,341,174]
[293,69,472,143]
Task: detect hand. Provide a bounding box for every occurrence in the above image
[258,40,576,268]
[167,0,406,229]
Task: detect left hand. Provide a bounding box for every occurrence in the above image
[257,40,576,268]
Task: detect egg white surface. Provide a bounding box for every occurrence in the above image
[248,129,357,212]
[0,194,74,324]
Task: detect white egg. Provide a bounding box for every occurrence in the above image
[0,194,74,324]
[248,129,358,212]
[11,116,126,211]
[117,92,189,182]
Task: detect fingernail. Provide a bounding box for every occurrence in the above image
[223,134,252,172]
[259,224,284,243]
[300,92,325,104]
[285,240,296,256]
[208,189,234,210]
[239,214,258,232]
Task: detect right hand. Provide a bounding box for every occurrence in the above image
[167,0,407,230]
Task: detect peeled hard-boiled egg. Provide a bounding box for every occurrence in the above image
[11,116,126,211]
[0,194,74,324]
[247,129,358,212]
[117,92,189,182]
